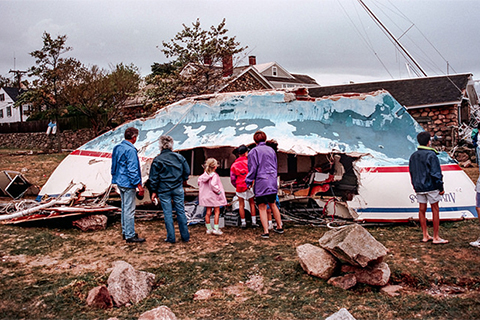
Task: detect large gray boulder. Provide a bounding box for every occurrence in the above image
[296,243,339,280]
[341,262,391,286]
[138,306,177,320]
[318,224,387,267]
[107,261,155,306]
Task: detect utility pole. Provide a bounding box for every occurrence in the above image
[9,69,27,123]
[9,69,26,89]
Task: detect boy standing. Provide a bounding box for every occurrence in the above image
[409,131,448,244]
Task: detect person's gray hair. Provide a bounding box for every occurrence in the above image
[159,135,174,150]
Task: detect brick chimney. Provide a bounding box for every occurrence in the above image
[203,55,212,65]
[222,54,233,77]
[249,56,256,66]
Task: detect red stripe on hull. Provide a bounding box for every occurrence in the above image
[71,149,151,162]
[360,164,461,173]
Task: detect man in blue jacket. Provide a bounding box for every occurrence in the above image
[149,135,190,243]
[111,127,145,243]
[409,131,448,244]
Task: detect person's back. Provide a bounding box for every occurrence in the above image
[409,147,443,193]
[150,149,189,192]
[408,131,447,244]
[111,140,141,188]
[149,135,190,243]
[111,127,145,243]
[230,155,249,192]
[247,142,278,197]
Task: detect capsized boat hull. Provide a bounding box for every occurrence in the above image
[37,90,477,222]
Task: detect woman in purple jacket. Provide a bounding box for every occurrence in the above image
[245,130,284,239]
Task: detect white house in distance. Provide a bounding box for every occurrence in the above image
[249,57,319,89]
[0,87,28,124]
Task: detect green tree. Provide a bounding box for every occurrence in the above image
[67,63,141,135]
[0,75,14,88]
[147,18,247,108]
[18,32,81,122]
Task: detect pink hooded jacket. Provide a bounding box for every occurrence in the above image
[198,171,227,207]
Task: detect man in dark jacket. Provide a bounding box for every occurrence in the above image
[409,131,448,244]
[149,135,190,243]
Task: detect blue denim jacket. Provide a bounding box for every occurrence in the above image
[111,140,142,188]
[409,146,444,193]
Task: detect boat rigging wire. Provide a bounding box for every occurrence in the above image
[374,0,458,76]
[335,0,394,79]
[357,0,427,77]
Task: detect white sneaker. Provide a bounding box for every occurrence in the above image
[206,229,214,235]
[212,229,223,235]
[469,240,480,247]
[268,224,273,230]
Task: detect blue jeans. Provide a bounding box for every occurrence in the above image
[119,186,136,239]
[158,185,190,243]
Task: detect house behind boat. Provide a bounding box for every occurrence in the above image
[308,73,479,149]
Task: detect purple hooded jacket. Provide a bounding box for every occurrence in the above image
[245,142,278,197]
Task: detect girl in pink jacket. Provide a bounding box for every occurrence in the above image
[198,158,227,235]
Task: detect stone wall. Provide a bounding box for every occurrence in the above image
[408,104,458,148]
[0,128,96,151]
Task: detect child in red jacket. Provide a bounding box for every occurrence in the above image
[230,145,258,229]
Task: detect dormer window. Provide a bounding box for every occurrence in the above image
[0,94,4,101]
[272,66,277,77]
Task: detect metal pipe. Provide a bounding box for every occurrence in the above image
[0,199,60,221]
[0,181,77,221]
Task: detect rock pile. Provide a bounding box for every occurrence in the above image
[297,224,391,290]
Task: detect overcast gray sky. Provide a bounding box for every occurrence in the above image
[1,0,479,86]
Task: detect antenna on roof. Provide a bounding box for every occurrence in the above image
[357,0,427,77]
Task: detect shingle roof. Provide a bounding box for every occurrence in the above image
[2,87,21,101]
[308,74,472,108]
[263,74,319,85]
[291,74,319,85]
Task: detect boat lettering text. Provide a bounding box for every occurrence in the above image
[409,192,456,204]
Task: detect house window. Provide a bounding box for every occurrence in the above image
[0,109,3,118]
[6,106,12,117]
[272,66,277,77]
[0,94,4,101]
